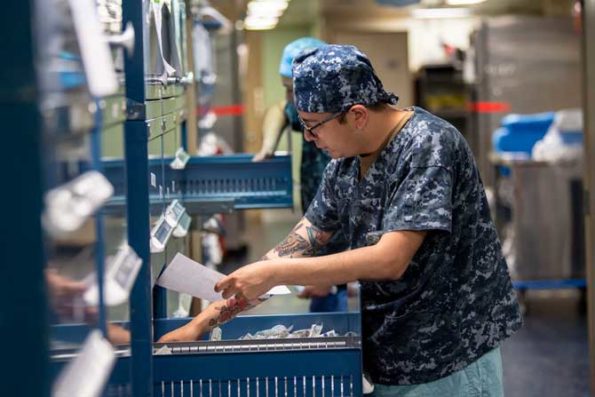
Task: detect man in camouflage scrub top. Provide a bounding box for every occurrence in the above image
[308,101,523,384]
[164,44,521,395]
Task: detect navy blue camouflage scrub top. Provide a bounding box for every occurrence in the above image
[305,107,522,385]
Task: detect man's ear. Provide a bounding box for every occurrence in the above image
[349,104,368,130]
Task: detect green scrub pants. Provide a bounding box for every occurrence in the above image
[370,347,503,397]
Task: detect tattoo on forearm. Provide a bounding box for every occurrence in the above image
[306,225,328,248]
[209,296,257,328]
[275,233,314,257]
[273,222,329,257]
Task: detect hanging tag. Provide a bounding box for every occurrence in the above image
[67,0,118,96]
[169,147,190,170]
[84,244,142,306]
[172,211,191,238]
[151,2,177,76]
[52,330,116,397]
[150,215,174,253]
[164,199,185,226]
[43,171,114,236]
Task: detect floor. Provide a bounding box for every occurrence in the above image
[501,290,589,397]
[222,209,591,397]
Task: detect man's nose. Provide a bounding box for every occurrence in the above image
[303,129,316,142]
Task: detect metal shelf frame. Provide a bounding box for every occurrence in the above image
[1,4,49,396]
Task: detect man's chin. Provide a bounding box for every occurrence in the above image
[320,148,344,159]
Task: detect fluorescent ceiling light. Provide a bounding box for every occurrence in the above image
[248,2,287,13]
[244,0,289,30]
[244,16,279,30]
[244,23,278,30]
[248,0,289,9]
[247,5,284,18]
[250,0,289,3]
[245,16,279,24]
[248,10,284,19]
[412,7,471,18]
[445,0,486,5]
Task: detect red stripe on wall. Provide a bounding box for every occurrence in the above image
[197,104,245,117]
[468,102,511,113]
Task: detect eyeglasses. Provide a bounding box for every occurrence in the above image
[299,111,344,138]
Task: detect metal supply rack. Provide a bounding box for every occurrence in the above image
[5,0,362,395]
[491,156,586,313]
[3,0,140,394]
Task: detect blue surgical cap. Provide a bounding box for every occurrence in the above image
[279,37,326,78]
[292,44,399,113]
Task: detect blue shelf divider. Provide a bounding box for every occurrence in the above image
[103,154,293,211]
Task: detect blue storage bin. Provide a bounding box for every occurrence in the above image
[52,313,363,396]
[492,112,555,155]
[102,313,362,397]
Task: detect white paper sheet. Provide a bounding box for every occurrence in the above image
[157,253,291,302]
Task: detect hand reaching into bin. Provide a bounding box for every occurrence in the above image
[158,295,261,342]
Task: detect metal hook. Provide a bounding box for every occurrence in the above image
[106,21,135,56]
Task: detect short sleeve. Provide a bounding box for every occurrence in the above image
[383,132,454,233]
[385,166,452,233]
[304,160,341,232]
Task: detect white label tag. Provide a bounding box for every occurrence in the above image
[170,147,191,170]
[151,172,157,188]
[43,171,114,236]
[52,330,116,397]
[67,0,118,97]
[83,244,142,306]
[150,216,174,253]
[151,2,176,76]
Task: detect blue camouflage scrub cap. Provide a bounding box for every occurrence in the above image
[292,44,399,113]
[279,37,326,78]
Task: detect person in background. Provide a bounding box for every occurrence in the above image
[45,269,130,345]
[161,44,522,396]
[253,37,349,313]
[45,268,90,321]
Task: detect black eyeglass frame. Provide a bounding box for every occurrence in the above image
[299,111,345,138]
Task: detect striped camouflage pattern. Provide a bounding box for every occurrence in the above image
[305,107,522,385]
